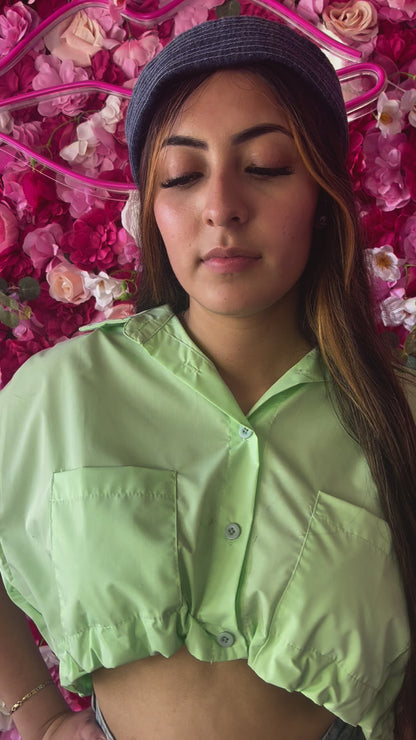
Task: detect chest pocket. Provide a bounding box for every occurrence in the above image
[259,490,408,709]
[51,466,180,638]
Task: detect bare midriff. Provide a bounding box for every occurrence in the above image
[92,646,335,740]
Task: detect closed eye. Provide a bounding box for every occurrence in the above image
[246,166,294,177]
[160,172,201,188]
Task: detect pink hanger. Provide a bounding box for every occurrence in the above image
[0,0,387,194]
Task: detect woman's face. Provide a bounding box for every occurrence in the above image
[153,69,319,322]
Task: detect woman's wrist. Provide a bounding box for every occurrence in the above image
[9,682,70,740]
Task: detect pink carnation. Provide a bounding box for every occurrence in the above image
[113,227,141,268]
[374,0,416,21]
[0,203,19,253]
[32,55,89,117]
[55,180,105,219]
[0,335,52,388]
[0,55,36,100]
[32,284,96,342]
[113,33,163,79]
[61,206,123,272]
[0,244,38,285]
[0,2,37,59]
[22,224,63,270]
[289,0,330,24]
[12,121,43,148]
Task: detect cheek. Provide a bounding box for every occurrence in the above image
[153,199,175,243]
[154,197,195,247]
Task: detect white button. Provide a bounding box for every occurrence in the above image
[239,426,253,439]
[216,631,235,647]
[225,523,241,540]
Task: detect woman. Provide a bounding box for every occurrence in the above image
[0,15,415,740]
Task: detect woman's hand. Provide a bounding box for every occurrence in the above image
[42,708,107,740]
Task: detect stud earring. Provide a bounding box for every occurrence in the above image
[316,215,328,230]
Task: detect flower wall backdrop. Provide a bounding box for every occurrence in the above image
[1,0,416,733]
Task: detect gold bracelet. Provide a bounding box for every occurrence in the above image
[0,680,54,716]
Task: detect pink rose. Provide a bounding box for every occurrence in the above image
[0,203,19,253]
[323,1,378,44]
[22,224,63,270]
[0,2,37,59]
[113,33,163,79]
[44,10,105,67]
[46,259,91,304]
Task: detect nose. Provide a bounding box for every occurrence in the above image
[202,171,249,228]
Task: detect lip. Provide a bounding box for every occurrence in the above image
[202,247,259,261]
[202,248,261,274]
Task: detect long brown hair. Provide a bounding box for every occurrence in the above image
[136,65,416,739]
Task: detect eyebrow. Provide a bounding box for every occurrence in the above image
[162,123,293,149]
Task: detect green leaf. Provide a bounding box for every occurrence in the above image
[0,278,8,293]
[0,290,19,311]
[18,277,41,302]
[216,0,241,18]
[0,306,19,329]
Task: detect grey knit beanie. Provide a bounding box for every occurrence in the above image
[125,15,348,186]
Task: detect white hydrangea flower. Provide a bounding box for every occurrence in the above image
[381,292,416,331]
[121,190,141,244]
[400,89,416,128]
[82,271,124,311]
[0,110,13,134]
[376,92,403,137]
[365,245,402,281]
[99,94,123,133]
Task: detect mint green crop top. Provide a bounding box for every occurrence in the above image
[0,305,411,740]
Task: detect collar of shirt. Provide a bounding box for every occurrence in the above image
[82,304,327,419]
